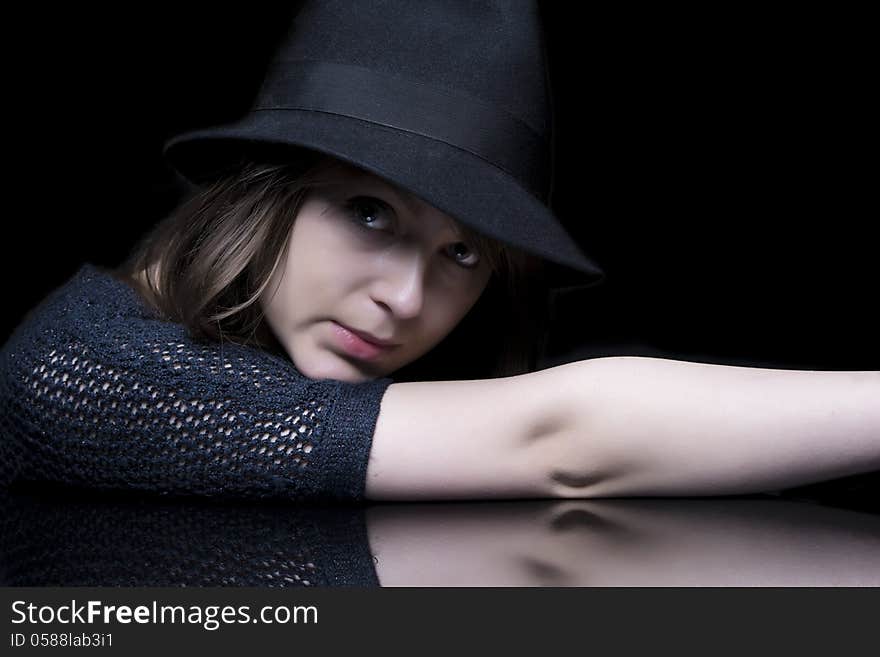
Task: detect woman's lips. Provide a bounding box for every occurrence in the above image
[331,322,396,360]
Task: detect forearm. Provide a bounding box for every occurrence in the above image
[549,356,880,496]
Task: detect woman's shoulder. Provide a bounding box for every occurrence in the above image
[2,262,311,384]
[3,263,156,354]
[47,262,157,320]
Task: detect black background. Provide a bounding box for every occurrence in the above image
[7,3,876,371]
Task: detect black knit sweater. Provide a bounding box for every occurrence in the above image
[0,263,394,502]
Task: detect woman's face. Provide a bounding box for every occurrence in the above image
[259,163,493,383]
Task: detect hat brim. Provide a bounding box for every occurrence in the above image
[163,110,605,289]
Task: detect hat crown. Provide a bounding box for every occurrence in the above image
[262,0,552,138]
[162,1,606,286]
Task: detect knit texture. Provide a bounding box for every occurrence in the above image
[0,263,394,502]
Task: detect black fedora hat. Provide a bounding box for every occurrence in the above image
[163,0,605,290]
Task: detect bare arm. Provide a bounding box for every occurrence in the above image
[365,366,573,500]
[366,357,880,500]
[546,356,880,497]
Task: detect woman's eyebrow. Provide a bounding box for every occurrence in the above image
[367,179,426,219]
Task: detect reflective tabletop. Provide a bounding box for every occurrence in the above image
[3,478,878,587]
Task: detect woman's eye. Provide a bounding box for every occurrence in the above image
[344,196,393,232]
[344,196,480,270]
[446,242,481,269]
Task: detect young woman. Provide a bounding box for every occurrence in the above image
[1,1,877,503]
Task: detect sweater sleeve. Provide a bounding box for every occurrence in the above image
[0,264,394,502]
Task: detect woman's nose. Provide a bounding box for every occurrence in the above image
[371,251,427,319]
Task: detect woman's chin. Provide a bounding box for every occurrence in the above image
[296,350,380,383]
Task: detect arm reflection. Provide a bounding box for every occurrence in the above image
[367,498,880,586]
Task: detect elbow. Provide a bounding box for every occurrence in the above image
[525,356,653,499]
[546,470,609,499]
[523,409,624,499]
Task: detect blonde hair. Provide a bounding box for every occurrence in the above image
[115,151,551,380]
